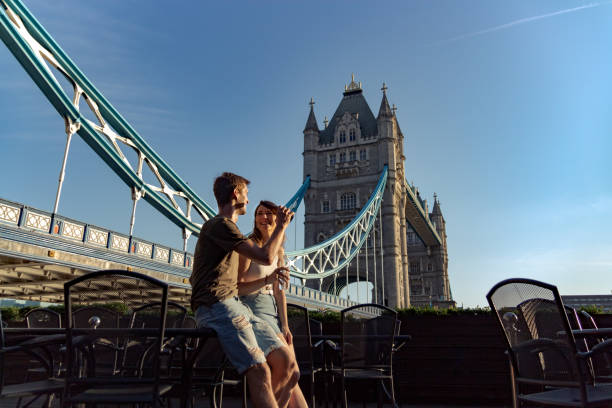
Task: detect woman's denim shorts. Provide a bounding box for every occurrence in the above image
[240,292,282,334]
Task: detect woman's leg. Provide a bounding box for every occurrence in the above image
[278,333,308,408]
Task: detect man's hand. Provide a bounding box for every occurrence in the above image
[276,206,294,229]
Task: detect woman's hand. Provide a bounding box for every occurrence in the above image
[282,326,293,345]
[268,266,290,290]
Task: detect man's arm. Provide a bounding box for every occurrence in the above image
[234,206,293,265]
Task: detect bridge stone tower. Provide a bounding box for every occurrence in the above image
[302,76,453,309]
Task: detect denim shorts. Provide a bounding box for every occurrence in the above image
[240,293,282,334]
[195,296,285,374]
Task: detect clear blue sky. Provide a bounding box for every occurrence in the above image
[1,1,611,307]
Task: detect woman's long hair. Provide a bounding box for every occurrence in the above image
[250,201,286,252]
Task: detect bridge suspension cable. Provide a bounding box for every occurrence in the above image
[285,165,387,282]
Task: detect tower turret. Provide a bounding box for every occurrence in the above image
[377,83,393,119]
[303,97,319,180]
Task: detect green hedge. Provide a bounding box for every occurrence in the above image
[0,303,129,322]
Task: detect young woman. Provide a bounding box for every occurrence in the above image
[238,200,308,408]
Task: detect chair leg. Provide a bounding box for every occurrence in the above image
[389,377,397,408]
[310,372,316,408]
[508,356,519,408]
[341,377,348,408]
[242,374,248,408]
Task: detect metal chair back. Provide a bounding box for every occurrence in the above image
[486,278,594,406]
[130,301,187,329]
[25,308,61,328]
[287,304,313,369]
[341,304,397,370]
[579,310,612,382]
[64,269,169,406]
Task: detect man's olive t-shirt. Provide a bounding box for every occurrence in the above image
[190,216,247,311]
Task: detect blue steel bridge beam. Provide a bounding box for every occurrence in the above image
[285,166,387,281]
[0,0,213,234]
[0,0,311,239]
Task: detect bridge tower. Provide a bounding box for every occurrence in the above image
[405,193,454,307]
[302,76,411,308]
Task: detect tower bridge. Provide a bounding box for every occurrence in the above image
[0,0,453,310]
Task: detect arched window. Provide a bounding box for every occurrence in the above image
[349,128,356,141]
[349,151,356,161]
[317,233,326,243]
[340,192,356,210]
[339,130,346,143]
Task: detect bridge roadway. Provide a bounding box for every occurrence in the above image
[0,198,365,312]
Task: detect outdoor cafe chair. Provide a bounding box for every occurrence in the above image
[287,303,323,408]
[578,310,612,383]
[26,308,62,329]
[63,269,172,407]
[0,308,64,408]
[121,301,187,378]
[16,308,64,408]
[327,303,398,408]
[487,277,612,407]
[166,333,246,408]
[72,305,121,376]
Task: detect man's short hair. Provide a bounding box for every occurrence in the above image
[213,172,250,207]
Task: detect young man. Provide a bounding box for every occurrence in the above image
[190,172,298,408]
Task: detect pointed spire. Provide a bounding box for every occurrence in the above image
[432,193,443,215]
[304,97,319,133]
[378,82,393,118]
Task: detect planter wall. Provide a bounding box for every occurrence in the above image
[321,313,612,406]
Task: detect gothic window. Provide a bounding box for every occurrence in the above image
[339,152,346,162]
[349,128,356,141]
[360,148,367,160]
[339,130,346,143]
[340,192,356,210]
[317,232,326,243]
[321,200,330,213]
[410,263,420,274]
[411,284,423,294]
[349,150,356,161]
[428,263,433,272]
[329,154,336,166]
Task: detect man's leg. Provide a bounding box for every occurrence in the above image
[196,298,278,408]
[248,312,300,408]
[245,362,277,408]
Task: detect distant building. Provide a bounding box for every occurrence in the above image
[562,294,612,313]
[302,75,454,308]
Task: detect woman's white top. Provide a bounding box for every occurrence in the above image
[247,255,277,295]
